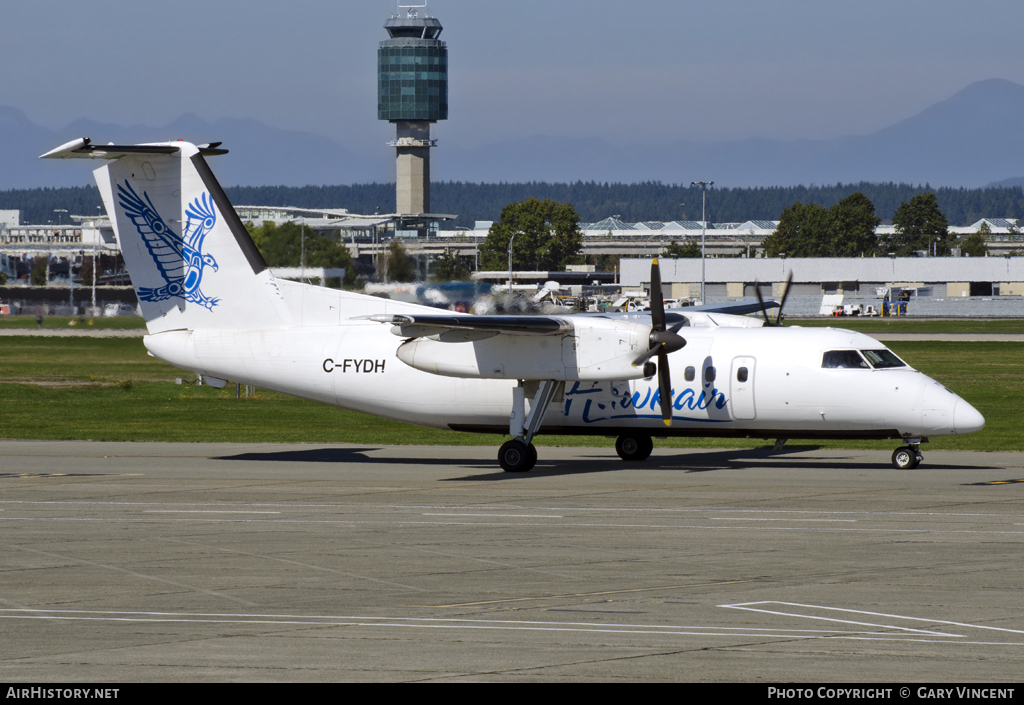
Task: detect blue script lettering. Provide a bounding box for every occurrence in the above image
[622,386,727,412]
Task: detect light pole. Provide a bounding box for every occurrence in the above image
[53,209,67,227]
[92,207,100,312]
[507,233,517,295]
[691,181,713,303]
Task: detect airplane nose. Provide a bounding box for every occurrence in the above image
[953,399,985,435]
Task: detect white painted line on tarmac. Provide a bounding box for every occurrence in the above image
[6,516,1024,536]
[423,513,564,518]
[144,510,282,514]
[721,602,957,636]
[723,601,1024,637]
[711,517,857,522]
[2,500,1023,521]
[0,502,1019,528]
[9,545,258,607]
[0,608,1020,645]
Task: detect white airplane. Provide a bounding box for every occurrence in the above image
[42,138,986,472]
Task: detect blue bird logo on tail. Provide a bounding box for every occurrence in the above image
[117,181,220,310]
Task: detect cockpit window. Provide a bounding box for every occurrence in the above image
[860,349,907,369]
[822,350,870,369]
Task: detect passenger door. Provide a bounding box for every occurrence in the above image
[730,356,756,420]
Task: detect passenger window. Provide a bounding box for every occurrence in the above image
[685,366,695,382]
[822,350,869,369]
[737,367,748,383]
[705,366,716,383]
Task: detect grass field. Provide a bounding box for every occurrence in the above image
[0,335,1019,452]
[785,317,1024,334]
[0,315,145,330]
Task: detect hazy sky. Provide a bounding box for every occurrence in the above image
[6,0,1024,155]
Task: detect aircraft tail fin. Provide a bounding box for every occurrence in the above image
[43,139,293,333]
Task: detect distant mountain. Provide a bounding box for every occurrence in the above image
[0,107,94,190]
[435,79,1024,188]
[989,176,1024,188]
[0,110,385,190]
[3,79,1024,189]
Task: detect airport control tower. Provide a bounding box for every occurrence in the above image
[378,3,448,215]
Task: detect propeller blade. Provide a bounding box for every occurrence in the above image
[632,347,659,368]
[753,282,772,327]
[644,257,683,424]
[775,271,794,326]
[657,351,673,426]
[650,258,666,332]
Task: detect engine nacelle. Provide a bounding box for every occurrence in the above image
[396,318,655,381]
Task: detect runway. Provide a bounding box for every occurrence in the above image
[1,441,1023,682]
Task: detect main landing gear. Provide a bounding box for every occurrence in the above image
[498,438,538,473]
[499,380,561,473]
[615,433,654,461]
[891,438,924,469]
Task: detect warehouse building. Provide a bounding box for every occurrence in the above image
[621,256,1024,299]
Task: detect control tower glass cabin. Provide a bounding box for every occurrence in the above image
[378,9,448,216]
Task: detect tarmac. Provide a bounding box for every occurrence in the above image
[1,440,1023,682]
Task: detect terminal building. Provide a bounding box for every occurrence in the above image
[3,205,1023,289]
[621,256,1024,299]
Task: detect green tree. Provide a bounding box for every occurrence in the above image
[958,222,989,257]
[245,221,355,285]
[78,256,95,287]
[31,256,48,286]
[760,193,883,258]
[761,202,830,258]
[479,198,584,271]
[385,240,417,282]
[661,239,702,258]
[588,253,621,272]
[884,193,949,256]
[825,192,882,257]
[433,247,471,282]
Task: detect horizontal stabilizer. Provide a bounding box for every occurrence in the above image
[40,138,228,160]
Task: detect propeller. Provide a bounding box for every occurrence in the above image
[632,258,687,426]
[754,271,793,327]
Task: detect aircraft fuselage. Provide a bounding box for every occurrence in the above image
[144,322,982,442]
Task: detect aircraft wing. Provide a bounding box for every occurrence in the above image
[366,314,572,341]
[684,298,779,316]
[368,299,778,340]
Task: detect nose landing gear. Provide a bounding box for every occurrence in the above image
[892,439,924,469]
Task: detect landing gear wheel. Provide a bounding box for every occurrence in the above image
[892,446,920,470]
[616,434,654,462]
[499,440,536,473]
